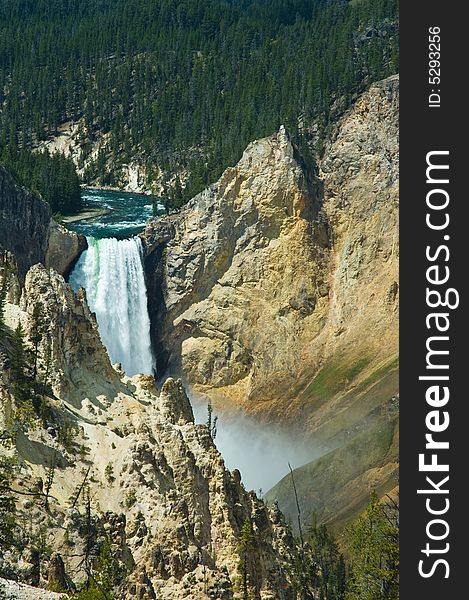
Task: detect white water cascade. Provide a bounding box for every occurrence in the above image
[70,236,155,376]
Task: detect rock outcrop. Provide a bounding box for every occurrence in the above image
[45,220,87,278]
[141,76,398,433]
[141,76,399,527]
[19,264,122,410]
[0,578,63,599]
[141,125,330,399]
[1,259,297,599]
[0,166,86,282]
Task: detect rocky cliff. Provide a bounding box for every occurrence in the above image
[45,220,87,278]
[0,166,86,282]
[19,264,122,409]
[0,167,51,283]
[141,125,330,399]
[141,76,399,526]
[1,259,298,599]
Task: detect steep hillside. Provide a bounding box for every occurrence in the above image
[0,166,86,282]
[0,0,398,198]
[141,75,399,527]
[265,398,399,534]
[0,167,51,283]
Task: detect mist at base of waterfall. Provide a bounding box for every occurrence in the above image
[191,400,323,495]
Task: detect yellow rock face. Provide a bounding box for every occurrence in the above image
[142,77,399,448]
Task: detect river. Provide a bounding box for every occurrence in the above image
[66,188,160,239]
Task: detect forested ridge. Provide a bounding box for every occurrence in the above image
[0,0,398,207]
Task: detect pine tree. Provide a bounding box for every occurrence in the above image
[44,456,56,510]
[237,519,254,600]
[10,322,31,406]
[71,537,124,600]
[30,301,45,380]
[29,522,53,583]
[0,456,16,550]
[0,0,398,206]
[42,333,53,387]
[309,518,346,600]
[0,259,9,327]
[0,145,82,215]
[206,401,218,440]
[345,493,399,600]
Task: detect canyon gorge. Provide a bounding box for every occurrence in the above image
[0,75,399,598]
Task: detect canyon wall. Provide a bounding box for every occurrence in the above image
[141,76,399,527]
[0,166,51,283]
[141,76,398,434]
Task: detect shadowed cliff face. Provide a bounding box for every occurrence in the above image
[0,166,51,283]
[0,166,86,282]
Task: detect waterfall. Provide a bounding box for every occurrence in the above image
[69,236,155,376]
